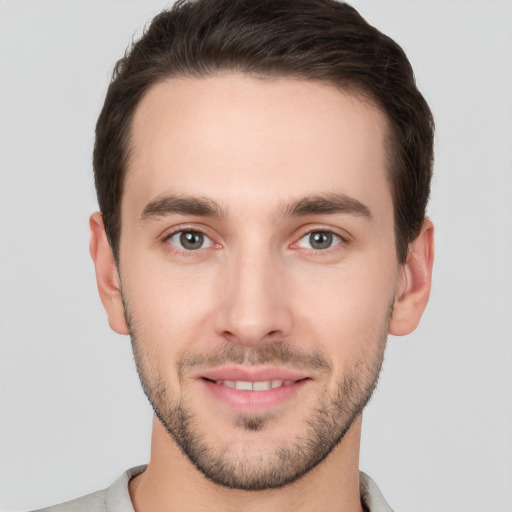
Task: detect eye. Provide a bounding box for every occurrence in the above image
[167,230,213,251]
[297,230,342,251]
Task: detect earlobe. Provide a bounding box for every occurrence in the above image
[89,212,129,335]
[389,219,434,336]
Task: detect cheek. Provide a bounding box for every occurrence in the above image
[122,261,221,394]
[291,258,397,357]
[121,254,219,346]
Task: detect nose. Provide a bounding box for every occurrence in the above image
[214,248,293,347]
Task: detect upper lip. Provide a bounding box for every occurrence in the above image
[196,366,310,383]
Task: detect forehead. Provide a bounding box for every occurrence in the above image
[124,74,392,223]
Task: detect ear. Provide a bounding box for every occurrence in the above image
[389,219,434,336]
[89,212,129,335]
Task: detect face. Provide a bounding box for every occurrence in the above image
[108,75,404,489]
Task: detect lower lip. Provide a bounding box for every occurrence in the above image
[200,378,311,411]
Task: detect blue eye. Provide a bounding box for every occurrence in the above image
[297,231,342,250]
[168,230,213,251]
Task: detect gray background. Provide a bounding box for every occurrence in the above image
[1,1,511,510]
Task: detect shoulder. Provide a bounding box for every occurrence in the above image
[30,465,146,512]
[360,471,395,512]
[32,488,107,512]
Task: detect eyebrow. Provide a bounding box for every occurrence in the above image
[140,192,371,222]
[141,194,226,221]
[278,193,372,220]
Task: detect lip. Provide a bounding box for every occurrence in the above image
[199,365,309,383]
[196,365,312,411]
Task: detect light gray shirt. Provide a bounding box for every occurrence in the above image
[33,466,394,512]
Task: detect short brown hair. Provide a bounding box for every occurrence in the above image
[94,0,434,263]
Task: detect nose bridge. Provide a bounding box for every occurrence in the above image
[216,240,291,345]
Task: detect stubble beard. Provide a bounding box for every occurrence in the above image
[125,302,388,491]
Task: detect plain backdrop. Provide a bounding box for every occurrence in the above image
[1,1,511,511]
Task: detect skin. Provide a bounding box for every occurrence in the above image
[90,74,434,512]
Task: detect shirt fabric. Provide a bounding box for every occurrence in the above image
[33,466,394,512]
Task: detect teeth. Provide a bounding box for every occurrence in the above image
[253,381,271,391]
[218,379,294,391]
[235,381,253,391]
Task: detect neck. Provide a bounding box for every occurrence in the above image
[129,416,365,512]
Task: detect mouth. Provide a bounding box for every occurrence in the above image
[197,367,312,411]
[202,378,306,391]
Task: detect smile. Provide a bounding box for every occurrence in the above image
[205,379,298,391]
[199,370,312,411]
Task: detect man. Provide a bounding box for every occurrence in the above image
[36,0,434,510]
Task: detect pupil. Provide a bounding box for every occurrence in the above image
[310,231,332,250]
[180,231,203,250]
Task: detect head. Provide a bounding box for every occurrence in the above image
[90,0,434,493]
[94,0,434,265]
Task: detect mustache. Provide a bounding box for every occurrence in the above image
[122,295,332,375]
[177,341,332,374]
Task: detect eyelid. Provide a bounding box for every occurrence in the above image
[162,223,214,240]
